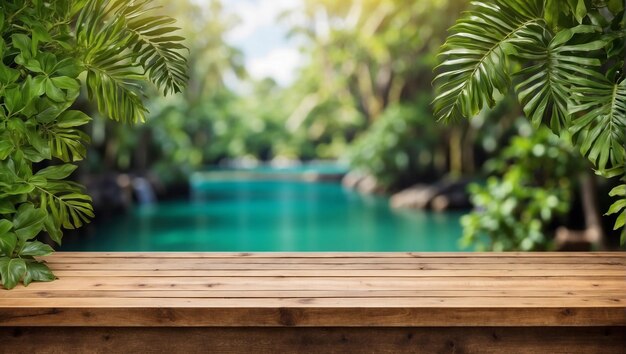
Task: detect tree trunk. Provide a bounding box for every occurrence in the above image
[555,172,606,250]
[579,172,605,248]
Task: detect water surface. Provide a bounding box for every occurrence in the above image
[61,179,464,251]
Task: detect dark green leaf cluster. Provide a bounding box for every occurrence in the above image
[434,0,626,242]
[0,0,187,289]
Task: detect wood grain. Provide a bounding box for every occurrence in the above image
[0,252,624,327]
[1,326,624,354]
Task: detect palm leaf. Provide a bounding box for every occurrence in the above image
[570,76,626,173]
[84,52,147,123]
[510,25,607,133]
[606,184,626,244]
[44,111,92,162]
[433,0,544,122]
[121,1,188,95]
[40,188,94,229]
[77,0,147,123]
[76,0,187,123]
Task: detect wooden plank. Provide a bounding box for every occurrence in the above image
[3,289,625,299]
[44,269,626,277]
[1,326,624,353]
[7,276,622,292]
[40,257,626,265]
[0,307,624,327]
[0,297,624,308]
[38,262,626,270]
[2,252,624,328]
[44,251,626,258]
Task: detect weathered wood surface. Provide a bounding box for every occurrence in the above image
[2,327,624,354]
[1,252,625,327]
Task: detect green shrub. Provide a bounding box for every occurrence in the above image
[348,102,440,190]
[433,0,626,244]
[0,0,187,289]
[461,127,585,250]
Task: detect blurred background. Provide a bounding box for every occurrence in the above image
[61,0,624,252]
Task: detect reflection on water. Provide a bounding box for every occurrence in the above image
[61,180,465,252]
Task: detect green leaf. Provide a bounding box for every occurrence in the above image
[57,110,91,128]
[84,60,148,123]
[76,0,187,123]
[0,139,14,160]
[35,164,77,180]
[609,184,626,197]
[124,5,189,95]
[433,0,544,122]
[11,34,33,58]
[50,76,80,90]
[23,260,55,286]
[543,0,561,28]
[606,185,626,233]
[12,203,46,242]
[44,77,66,102]
[34,97,70,123]
[0,220,16,256]
[19,240,54,257]
[570,78,626,172]
[26,127,51,159]
[44,214,62,245]
[53,58,83,78]
[512,25,605,133]
[45,111,91,162]
[566,0,587,24]
[4,85,24,114]
[37,178,94,230]
[0,62,20,85]
[0,200,16,214]
[31,23,52,48]
[607,199,626,215]
[0,257,26,289]
[616,211,625,230]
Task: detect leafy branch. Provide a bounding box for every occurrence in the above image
[433,0,626,243]
[0,0,187,289]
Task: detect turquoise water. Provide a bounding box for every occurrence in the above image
[60,180,465,252]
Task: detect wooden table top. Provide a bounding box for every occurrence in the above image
[1,252,624,327]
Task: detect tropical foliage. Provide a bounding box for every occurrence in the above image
[433,0,626,243]
[0,0,187,289]
[461,126,585,250]
[348,101,442,190]
[91,0,472,190]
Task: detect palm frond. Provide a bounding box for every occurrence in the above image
[44,111,92,161]
[570,77,626,172]
[433,0,544,122]
[511,25,607,133]
[76,0,187,123]
[606,184,626,244]
[122,1,188,95]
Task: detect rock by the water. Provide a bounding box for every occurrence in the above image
[390,184,438,209]
[390,178,472,211]
[342,171,364,189]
